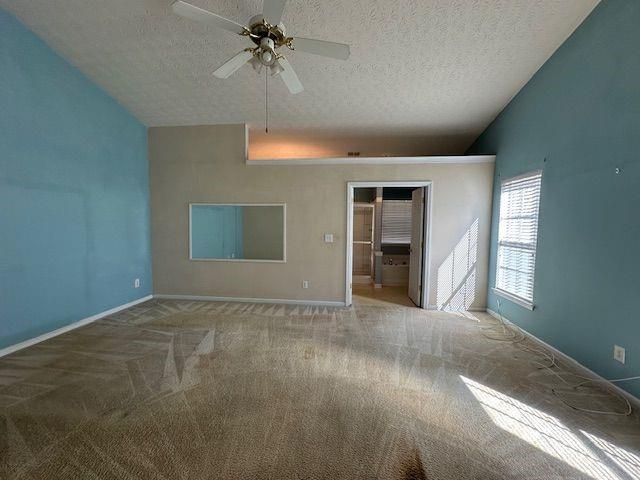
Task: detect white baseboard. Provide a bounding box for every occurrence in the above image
[0,295,153,359]
[468,306,488,313]
[154,294,346,307]
[486,309,640,409]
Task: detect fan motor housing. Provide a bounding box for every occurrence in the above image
[248,14,287,47]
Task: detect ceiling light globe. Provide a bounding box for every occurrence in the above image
[261,50,273,64]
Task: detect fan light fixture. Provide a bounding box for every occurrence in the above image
[171,0,351,95]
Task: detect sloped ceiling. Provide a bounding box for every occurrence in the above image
[1,0,599,154]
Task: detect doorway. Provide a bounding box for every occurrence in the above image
[346,182,432,308]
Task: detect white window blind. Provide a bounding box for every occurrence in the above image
[495,171,542,307]
[381,200,412,244]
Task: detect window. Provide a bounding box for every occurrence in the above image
[189,204,286,262]
[381,200,412,244]
[495,171,542,309]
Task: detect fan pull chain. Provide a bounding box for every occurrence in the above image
[265,68,269,134]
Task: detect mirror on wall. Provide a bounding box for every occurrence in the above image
[189,204,286,262]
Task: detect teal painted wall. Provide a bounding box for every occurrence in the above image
[468,0,640,397]
[0,9,152,349]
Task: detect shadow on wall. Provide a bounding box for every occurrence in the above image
[436,219,479,311]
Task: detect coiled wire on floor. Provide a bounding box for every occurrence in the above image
[479,300,638,416]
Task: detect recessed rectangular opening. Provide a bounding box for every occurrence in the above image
[189,203,286,263]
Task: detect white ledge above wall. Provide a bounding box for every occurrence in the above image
[246,155,496,166]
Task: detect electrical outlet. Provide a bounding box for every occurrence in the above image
[134,278,140,289]
[302,280,309,289]
[614,345,626,364]
[324,233,334,243]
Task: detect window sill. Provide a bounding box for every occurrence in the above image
[492,288,534,311]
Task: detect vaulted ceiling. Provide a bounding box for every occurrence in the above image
[1,0,599,153]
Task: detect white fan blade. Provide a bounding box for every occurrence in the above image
[262,0,287,26]
[213,50,254,79]
[277,57,303,94]
[292,37,350,60]
[172,1,246,35]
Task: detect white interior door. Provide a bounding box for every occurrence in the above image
[408,188,424,306]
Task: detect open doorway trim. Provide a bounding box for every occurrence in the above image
[345,181,433,308]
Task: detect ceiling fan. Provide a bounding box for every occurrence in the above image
[172,0,351,95]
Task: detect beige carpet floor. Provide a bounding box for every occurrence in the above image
[1,299,639,479]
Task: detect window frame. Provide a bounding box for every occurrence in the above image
[188,203,287,263]
[493,170,542,310]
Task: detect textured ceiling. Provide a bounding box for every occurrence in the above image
[1,0,599,152]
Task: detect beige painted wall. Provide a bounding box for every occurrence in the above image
[249,129,474,159]
[149,125,494,309]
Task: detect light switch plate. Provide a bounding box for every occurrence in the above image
[614,345,626,364]
[134,278,140,289]
[324,233,334,243]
